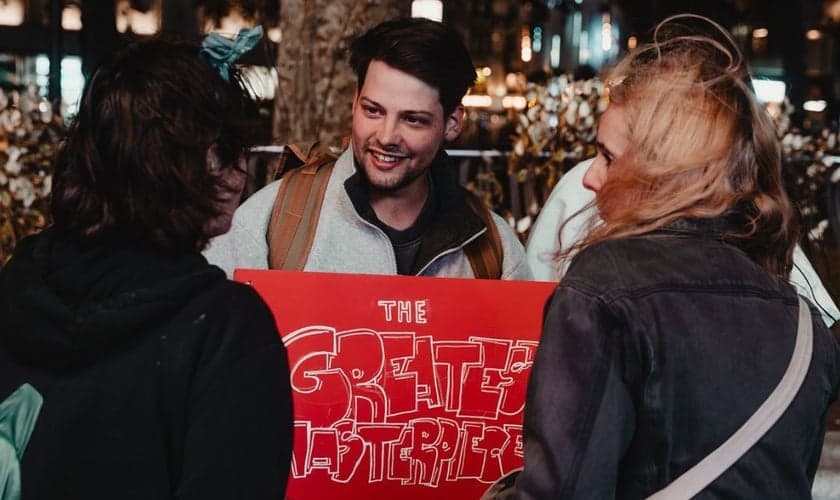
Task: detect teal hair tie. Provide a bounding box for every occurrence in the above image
[200,25,264,82]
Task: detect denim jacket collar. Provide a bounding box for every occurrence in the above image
[657,216,736,238]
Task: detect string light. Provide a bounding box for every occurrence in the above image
[806,29,822,40]
[0,0,24,26]
[411,0,443,22]
[521,27,532,62]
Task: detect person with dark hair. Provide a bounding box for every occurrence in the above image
[518,15,840,498]
[204,18,531,280]
[0,35,293,499]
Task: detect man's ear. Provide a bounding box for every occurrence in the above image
[444,104,464,141]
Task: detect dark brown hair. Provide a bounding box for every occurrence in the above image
[349,18,476,115]
[51,38,258,253]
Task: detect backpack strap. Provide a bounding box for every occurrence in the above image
[463,191,504,280]
[0,383,43,500]
[269,141,323,181]
[267,145,337,270]
[646,296,814,499]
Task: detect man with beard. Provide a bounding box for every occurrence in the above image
[205,18,531,280]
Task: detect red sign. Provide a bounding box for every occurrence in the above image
[235,270,555,500]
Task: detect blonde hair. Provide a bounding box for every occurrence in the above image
[562,14,797,276]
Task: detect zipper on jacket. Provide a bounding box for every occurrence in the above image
[415,227,487,276]
[352,211,487,277]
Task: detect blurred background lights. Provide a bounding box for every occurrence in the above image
[803,100,827,112]
[239,66,278,101]
[462,95,493,108]
[502,96,527,110]
[520,27,532,62]
[116,0,160,35]
[267,26,282,43]
[805,29,823,40]
[61,4,82,31]
[601,13,612,52]
[752,79,786,103]
[410,0,443,22]
[550,35,561,68]
[0,0,23,26]
[533,26,543,53]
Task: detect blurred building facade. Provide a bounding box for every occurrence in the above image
[443,0,839,130]
[0,0,837,136]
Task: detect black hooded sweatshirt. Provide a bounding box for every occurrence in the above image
[0,228,293,499]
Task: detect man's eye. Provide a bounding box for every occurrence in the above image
[405,116,428,126]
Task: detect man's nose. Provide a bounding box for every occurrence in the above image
[375,117,400,146]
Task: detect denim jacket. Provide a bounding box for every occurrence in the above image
[518,219,840,499]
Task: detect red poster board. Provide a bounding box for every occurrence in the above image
[236,270,555,500]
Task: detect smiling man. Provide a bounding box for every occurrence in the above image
[205,18,531,280]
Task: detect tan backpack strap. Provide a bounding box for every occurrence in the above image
[267,151,336,270]
[286,142,321,162]
[463,191,504,279]
[270,141,324,181]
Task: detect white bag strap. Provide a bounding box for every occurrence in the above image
[647,296,814,500]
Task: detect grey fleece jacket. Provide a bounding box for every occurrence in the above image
[204,147,532,280]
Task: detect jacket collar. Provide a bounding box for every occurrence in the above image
[343,149,486,274]
[657,216,737,238]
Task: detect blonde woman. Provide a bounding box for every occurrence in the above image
[518,16,840,499]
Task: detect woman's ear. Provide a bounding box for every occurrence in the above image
[206,143,223,174]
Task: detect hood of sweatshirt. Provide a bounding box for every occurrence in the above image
[0,228,225,371]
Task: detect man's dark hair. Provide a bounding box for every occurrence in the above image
[52,38,257,253]
[349,18,476,115]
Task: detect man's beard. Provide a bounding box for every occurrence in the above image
[354,146,430,195]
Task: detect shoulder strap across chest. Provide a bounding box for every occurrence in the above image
[267,145,336,270]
